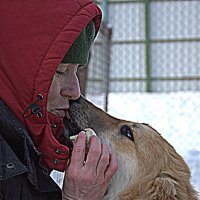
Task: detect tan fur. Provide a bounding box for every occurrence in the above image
[68,96,199,200]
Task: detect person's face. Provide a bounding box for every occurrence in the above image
[47,63,81,118]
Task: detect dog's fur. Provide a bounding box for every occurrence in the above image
[67,96,198,200]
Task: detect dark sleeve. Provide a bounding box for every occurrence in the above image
[0,181,3,199]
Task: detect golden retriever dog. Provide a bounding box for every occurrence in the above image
[65,96,198,200]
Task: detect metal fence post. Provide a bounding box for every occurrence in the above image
[105,25,112,112]
[145,0,151,92]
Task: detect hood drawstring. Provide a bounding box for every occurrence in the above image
[23,94,44,118]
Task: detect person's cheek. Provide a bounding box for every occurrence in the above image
[48,77,61,102]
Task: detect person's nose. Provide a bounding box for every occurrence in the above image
[60,76,81,100]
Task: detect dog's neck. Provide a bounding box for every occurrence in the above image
[103,154,138,200]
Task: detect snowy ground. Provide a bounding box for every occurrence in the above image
[51,91,200,195]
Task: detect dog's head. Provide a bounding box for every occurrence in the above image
[65,96,198,200]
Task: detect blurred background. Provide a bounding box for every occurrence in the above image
[52,0,200,195]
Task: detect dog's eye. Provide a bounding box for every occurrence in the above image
[120,125,134,141]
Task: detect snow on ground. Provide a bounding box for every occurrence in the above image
[51,92,200,195]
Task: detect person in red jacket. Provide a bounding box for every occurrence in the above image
[0,0,118,199]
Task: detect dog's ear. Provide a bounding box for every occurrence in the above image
[149,172,178,200]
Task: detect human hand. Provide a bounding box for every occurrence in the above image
[62,131,118,200]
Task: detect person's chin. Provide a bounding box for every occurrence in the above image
[48,110,63,118]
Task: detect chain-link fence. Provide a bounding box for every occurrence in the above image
[85,21,112,111]
[86,0,200,107]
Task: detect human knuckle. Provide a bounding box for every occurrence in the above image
[96,175,107,185]
[69,171,79,181]
[91,149,101,157]
[73,145,84,153]
[82,175,94,185]
[100,178,107,185]
[101,154,109,162]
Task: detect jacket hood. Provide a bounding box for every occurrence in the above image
[0,0,102,171]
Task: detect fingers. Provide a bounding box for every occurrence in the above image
[95,143,118,181]
[104,153,118,180]
[96,144,110,176]
[85,136,118,180]
[84,135,101,169]
[69,131,86,169]
[69,132,118,182]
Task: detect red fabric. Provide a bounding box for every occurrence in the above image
[0,0,102,172]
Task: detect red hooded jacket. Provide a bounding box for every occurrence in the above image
[0,0,102,172]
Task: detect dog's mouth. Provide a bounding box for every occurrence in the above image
[62,97,98,152]
[63,98,91,139]
[63,110,89,150]
[63,116,82,138]
[61,116,79,152]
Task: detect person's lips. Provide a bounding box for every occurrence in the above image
[65,110,71,119]
[52,109,70,118]
[57,110,66,118]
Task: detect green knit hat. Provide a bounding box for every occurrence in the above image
[61,20,95,65]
